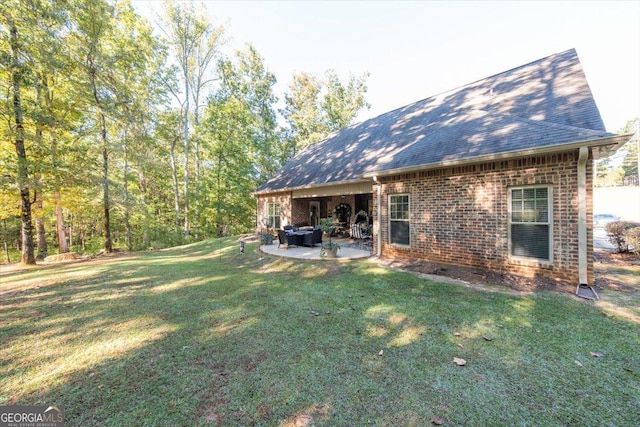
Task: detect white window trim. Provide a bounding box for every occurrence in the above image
[388,193,410,247]
[507,185,553,264]
[267,202,280,229]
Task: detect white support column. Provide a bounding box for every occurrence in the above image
[578,146,589,285]
[374,176,382,257]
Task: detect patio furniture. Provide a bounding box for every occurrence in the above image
[303,228,323,247]
[351,223,372,240]
[277,229,298,249]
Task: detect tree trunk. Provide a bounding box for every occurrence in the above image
[194,101,201,181]
[169,137,181,231]
[138,171,150,248]
[68,216,73,249]
[54,191,69,253]
[88,56,113,254]
[102,131,112,253]
[35,188,48,260]
[7,18,36,265]
[183,77,190,237]
[3,220,11,263]
[123,136,132,251]
[34,84,47,260]
[42,72,68,254]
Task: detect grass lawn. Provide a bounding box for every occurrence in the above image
[1,238,639,426]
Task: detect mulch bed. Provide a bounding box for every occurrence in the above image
[381,249,640,297]
[378,256,576,295]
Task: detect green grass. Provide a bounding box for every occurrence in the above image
[1,238,639,426]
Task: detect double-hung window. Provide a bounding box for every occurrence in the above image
[267,203,281,230]
[389,194,410,246]
[509,186,552,261]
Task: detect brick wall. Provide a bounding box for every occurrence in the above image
[327,195,355,223]
[291,196,357,227]
[255,192,292,232]
[291,199,309,226]
[379,150,593,284]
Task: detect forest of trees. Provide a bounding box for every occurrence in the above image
[596,117,640,187]
[0,0,370,264]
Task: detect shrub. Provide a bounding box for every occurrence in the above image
[260,233,275,245]
[605,221,640,253]
[626,227,640,259]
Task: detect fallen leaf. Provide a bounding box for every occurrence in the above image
[590,352,605,358]
[454,332,461,336]
[378,350,384,356]
[458,343,464,349]
[575,360,583,367]
[454,357,466,366]
[483,336,492,341]
[431,416,444,425]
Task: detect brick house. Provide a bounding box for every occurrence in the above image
[254,49,630,285]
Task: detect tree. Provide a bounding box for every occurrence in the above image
[322,70,370,132]
[282,71,323,155]
[1,1,39,264]
[197,45,280,235]
[596,117,640,187]
[69,0,119,253]
[218,44,282,182]
[282,70,369,156]
[160,0,225,237]
[156,109,183,231]
[619,118,639,185]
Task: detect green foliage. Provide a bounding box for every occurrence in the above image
[323,70,371,132]
[626,227,640,259]
[605,220,640,253]
[318,217,341,257]
[282,70,370,156]
[597,117,639,187]
[0,0,370,259]
[619,118,639,184]
[260,233,275,245]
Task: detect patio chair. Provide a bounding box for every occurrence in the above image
[303,228,323,247]
[277,229,298,249]
[352,223,372,240]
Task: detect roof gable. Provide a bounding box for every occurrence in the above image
[257,49,611,194]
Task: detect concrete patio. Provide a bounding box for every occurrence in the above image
[260,238,372,260]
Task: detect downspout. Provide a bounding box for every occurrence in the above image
[576,146,595,297]
[373,176,382,257]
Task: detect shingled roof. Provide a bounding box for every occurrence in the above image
[256,49,617,194]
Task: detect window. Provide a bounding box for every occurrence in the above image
[389,194,410,246]
[267,203,280,229]
[509,186,552,261]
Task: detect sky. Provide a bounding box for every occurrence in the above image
[132,0,640,133]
